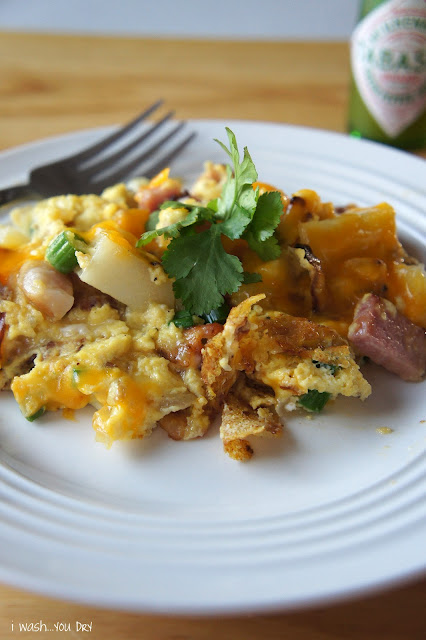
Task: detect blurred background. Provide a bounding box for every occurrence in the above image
[0,0,359,39]
[0,0,362,151]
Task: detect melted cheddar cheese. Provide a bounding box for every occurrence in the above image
[0,161,424,460]
[233,192,425,334]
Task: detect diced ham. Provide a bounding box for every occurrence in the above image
[161,322,223,370]
[180,323,224,369]
[348,293,426,382]
[17,260,74,321]
[135,183,182,213]
[0,312,5,349]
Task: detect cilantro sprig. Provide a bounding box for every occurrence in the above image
[162,225,243,315]
[137,128,283,316]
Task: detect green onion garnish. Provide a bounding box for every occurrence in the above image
[298,389,331,413]
[72,366,84,387]
[312,360,342,376]
[45,231,87,273]
[26,407,46,422]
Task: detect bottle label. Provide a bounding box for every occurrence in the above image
[351,0,426,137]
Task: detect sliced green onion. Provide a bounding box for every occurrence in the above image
[72,366,84,387]
[312,360,342,376]
[26,406,46,422]
[45,231,87,273]
[298,389,331,413]
[201,301,230,324]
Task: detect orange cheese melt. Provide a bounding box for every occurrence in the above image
[0,248,41,285]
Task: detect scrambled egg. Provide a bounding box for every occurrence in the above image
[0,161,422,460]
[0,185,203,446]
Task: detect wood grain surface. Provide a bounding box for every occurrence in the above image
[0,33,349,150]
[0,32,425,640]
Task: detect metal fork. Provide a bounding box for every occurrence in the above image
[0,100,196,207]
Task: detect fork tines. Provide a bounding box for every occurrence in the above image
[63,100,195,193]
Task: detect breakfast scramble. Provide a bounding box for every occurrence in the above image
[0,129,425,460]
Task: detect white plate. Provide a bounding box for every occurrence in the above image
[0,120,425,615]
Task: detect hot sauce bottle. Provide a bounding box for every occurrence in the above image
[348,0,426,149]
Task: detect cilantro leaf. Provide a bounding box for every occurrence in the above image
[162,225,243,315]
[144,200,185,235]
[137,204,214,247]
[137,128,284,315]
[247,191,283,242]
[201,301,230,324]
[214,128,258,233]
[145,209,160,232]
[170,309,195,328]
[243,271,262,284]
[244,230,281,261]
[219,204,253,240]
[160,201,188,209]
[298,390,331,413]
[242,190,283,261]
[214,129,258,189]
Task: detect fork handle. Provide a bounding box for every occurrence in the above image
[0,183,39,208]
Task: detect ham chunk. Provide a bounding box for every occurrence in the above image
[0,312,5,349]
[135,184,182,212]
[348,294,426,382]
[134,170,183,213]
[17,260,74,321]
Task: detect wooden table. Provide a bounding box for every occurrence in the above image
[0,32,425,640]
